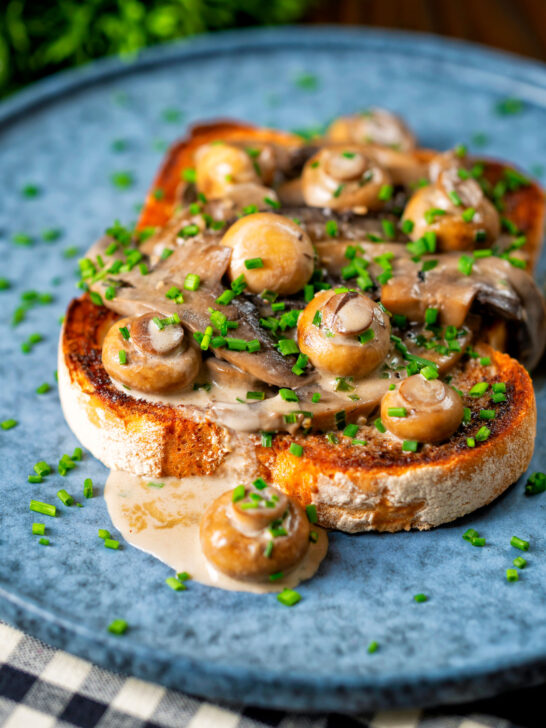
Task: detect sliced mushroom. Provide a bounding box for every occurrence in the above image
[297,290,391,377]
[402,150,500,251]
[200,483,309,581]
[327,109,417,151]
[381,374,464,443]
[102,313,201,393]
[220,212,314,295]
[302,146,392,212]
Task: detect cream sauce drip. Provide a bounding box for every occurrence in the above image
[104,458,328,594]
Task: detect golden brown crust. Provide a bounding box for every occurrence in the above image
[61,295,536,532]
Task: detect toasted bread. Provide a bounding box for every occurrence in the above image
[59,294,536,532]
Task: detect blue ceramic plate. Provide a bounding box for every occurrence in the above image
[1,27,545,712]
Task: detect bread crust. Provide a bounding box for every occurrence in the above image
[60,295,536,532]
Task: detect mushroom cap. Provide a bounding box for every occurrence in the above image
[199,485,310,581]
[302,146,392,211]
[195,142,259,199]
[220,212,314,295]
[327,109,417,152]
[297,289,391,378]
[102,313,201,393]
[381,374,464,443]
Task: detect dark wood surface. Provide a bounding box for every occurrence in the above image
[305,0,546,61]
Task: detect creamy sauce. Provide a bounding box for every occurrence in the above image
[104,457,328,594]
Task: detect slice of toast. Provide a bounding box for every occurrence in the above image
[59,294,536,532]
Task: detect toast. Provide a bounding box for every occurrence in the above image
[60,294,535,532]
[59,114,545,533]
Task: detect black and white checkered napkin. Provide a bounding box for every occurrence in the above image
[0,622,540,728]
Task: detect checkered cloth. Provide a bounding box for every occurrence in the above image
[0,623,541,728]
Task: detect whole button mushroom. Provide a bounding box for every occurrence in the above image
[302,146,392,211]
[200,482,310,582]
[402,150,500,251]
[380,374,464,443]
[297,290,391,378]
[102,312,201,393]
[220,212,314,295]
[327,109,417,152]
[194,142,261,199]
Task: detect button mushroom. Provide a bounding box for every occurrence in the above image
[199,483,310,582]
[195,142,262,199]
[380,374,464,443]
[302,146,392,212]
[220,212,314,295]
[327,109,417,152]
[297,290,391,377]
[402,151,500,251]
[102,312,201,393]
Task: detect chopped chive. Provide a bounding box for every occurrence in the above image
[253,478,268,491]
[244,257,264,270]
[119,326,130,340]
[269,571,284,582]
[42,228,62,242]
[108,619,128,635]
[492,382,506,393]
[247,339,261,353]
[89,291,103,306]
[184,273,201,291]
[513,557,527,569]
[57,489,74,506]
[475,426,491,442]
[506,569,519,582]
[279,388,298,402]
[232,485,246,503]
[421,366,438,380]
[311,392,321,404]
[29,500,56,517]
[413,593,428,603]
[525,472,546,495]
[378,184,393,201]
[325,220,339,237]
[469,382,489,396]
[492,392,506,404]
[510,536,529,552]
[264,541,274,558]
[32,523,45,535]
[471,537,486,547]
[98,529,110,540]
[402,440,418,452]
[401,219,414,234]
[246,391,265,401]
[425,307,439,325]
[462,207,476,223]
[34,461,52,477]
[479,409,495,420]
[118,350,127,365]
[177,572,191,582]
[83,478,94,498]
[110,171,134,189]
[448,190,462,206]
[387,407,407,418]
[367,641,379,654]
[289,442,303,457]
[39,537,50,546]
[277,339,299,356]
[306,505,318,523]
[166,576,186,591]
[381,220,395,239]
[261,432,273,447]
[467,437,476,448]
[359,329,375,345]
[374,418,386,433]
[277,589,301,607]
[104,538,120,550]
[463,528,479,542]
[343,424,359,438]
[28,475,42,484]
[458,254,474,276]
[35,382,51,395]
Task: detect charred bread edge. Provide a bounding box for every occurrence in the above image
[60,295,536,533]
[137,120,545,270]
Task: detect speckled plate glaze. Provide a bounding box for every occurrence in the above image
[1,27,546,713]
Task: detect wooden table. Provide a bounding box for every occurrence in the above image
[306,0,546,61]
